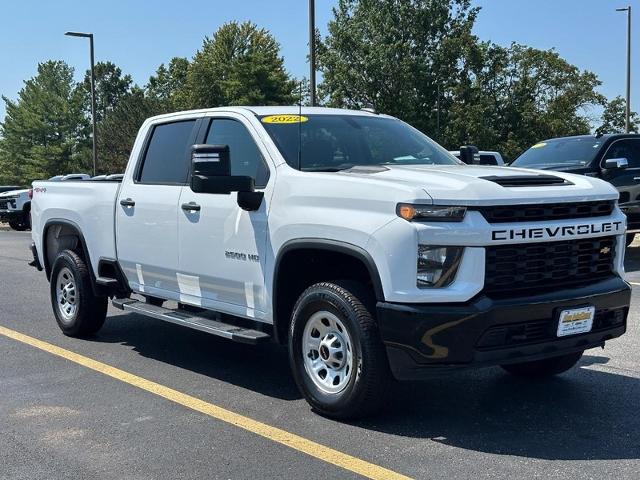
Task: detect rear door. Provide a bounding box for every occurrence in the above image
[116,118,199,298]
[177,114,272,320]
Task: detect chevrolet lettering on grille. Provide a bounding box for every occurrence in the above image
[491,221,624,241]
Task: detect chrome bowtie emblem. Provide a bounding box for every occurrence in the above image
[600,246,611,255]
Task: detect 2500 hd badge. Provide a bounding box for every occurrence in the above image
[492,220,624,241]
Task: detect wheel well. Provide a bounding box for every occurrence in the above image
[273,245,382,344]
[43,222,88,280]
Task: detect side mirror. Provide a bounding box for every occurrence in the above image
[459,145,480,165]
[189,144,263,211]
[604,157,628,170]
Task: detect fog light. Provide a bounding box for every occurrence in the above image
[417,245,464,288]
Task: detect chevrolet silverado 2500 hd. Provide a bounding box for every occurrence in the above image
[30,107,631,418]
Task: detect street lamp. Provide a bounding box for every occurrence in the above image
[65,31,97,176]
[616,6,632,133]
[309,0,317,106]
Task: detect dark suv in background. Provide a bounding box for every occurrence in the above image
[512,134,640,245]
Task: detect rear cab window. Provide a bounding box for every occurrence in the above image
[138,120,197,184]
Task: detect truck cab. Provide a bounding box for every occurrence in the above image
[31,107,631,419]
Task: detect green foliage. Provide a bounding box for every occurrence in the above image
[0,61,86,183]
[596,96,639,135]
[443,42,605,160]
[184,21,296,108]
[97,87,165,174]
[318,0,479,135]
[78,61,133,122]
[318,0,605,161]
[147,57,190,112]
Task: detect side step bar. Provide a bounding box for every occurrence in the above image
[112,298,270,345]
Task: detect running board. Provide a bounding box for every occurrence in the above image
[112,298,270,345]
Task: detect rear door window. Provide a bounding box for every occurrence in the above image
[139,120,197,184]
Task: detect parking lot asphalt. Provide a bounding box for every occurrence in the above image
[1,230,639,479]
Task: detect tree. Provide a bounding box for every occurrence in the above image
[97,87,164,174]
[317,0,479,135]
[147,57,190,112]
[443,43,605,160]
[0,61,86,183]
[184,21,296,108]
[318,1,605,161]
[77,61,133,123]
[596,96,639,135]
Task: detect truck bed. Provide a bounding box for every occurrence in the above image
[31,180,121,277]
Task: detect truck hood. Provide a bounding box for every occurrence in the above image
[339,164,617,205]
[0,188,28,198]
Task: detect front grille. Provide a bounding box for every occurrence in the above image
[476,308,627,350]
[0,200,9,210]
[478,200,615,223]
[485,237,616,296]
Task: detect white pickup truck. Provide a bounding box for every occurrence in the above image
[0,187,31,230]
[30,107,631,418]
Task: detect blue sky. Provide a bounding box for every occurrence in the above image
[0,0,636,124]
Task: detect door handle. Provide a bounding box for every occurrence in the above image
[120,198,135,207]
[633,177,640,181]
[181,202,201,212]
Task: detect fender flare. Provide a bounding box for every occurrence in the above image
[42,218,94,282]
[272,238,385,343]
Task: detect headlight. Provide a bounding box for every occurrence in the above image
[417,245,464,288]
[397,204,466,222]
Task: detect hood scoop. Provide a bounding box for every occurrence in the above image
[343,165,389,174]
[480,174,572,187]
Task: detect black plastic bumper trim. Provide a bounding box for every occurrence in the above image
[377,277,631,380]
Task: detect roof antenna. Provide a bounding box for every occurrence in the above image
[297,81,303,171]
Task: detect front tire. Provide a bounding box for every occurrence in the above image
[501,351,583,377]
[50,249,107,337]
[8,220,26,231]
[289,281,392,419]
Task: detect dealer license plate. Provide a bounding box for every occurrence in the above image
[557,306,595,337]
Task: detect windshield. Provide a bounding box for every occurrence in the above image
[512,138,602,168]
[259,114,460,171]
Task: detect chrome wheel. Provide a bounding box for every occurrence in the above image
[302,311,353,394]
[56,267,77,324]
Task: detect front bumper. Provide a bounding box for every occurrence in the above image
[0,209,22,222]
[377,277,630,380]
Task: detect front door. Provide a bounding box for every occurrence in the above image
[600,138,640,230]
[116,118,198,298]
[177,115,273,321]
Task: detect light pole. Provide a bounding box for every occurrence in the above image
[309,0,317,106]
[616,6,632,133]
[65,31,97,175]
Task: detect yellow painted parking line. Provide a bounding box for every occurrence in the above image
[0,325,411,480]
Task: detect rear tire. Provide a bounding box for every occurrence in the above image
[50,249,107,337]
[289,281,392,419]
[501,351,583,378]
